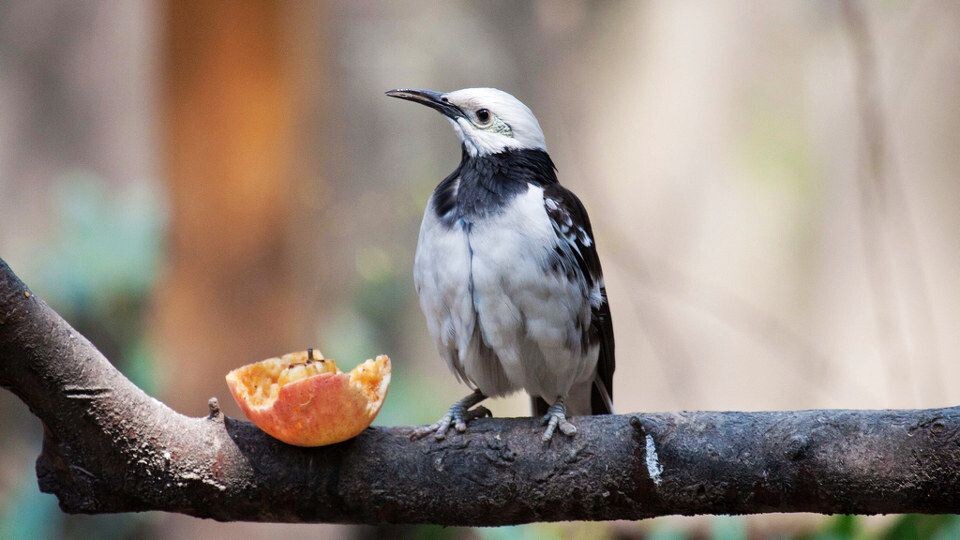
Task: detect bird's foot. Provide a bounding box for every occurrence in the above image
[541,400,577,441]
[412,390,490,440]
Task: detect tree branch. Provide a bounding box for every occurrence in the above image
[1,257,958,524]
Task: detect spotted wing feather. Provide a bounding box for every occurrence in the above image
[539,183,615,415]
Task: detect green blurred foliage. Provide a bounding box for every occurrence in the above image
[327,245,453,427]
[32,172,164,392]
[0,172,164,539]
[386,515,960,540]
[878,515,960,540]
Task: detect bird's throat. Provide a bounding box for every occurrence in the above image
[431,147,559,227]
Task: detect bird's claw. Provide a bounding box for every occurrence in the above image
[541,401,577,441]
[410,418,450,441]
[452,405,492,433]
[411,395,491,440]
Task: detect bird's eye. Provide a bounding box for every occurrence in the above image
[476,109,491,124]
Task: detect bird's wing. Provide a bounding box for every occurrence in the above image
[542,183,615,415]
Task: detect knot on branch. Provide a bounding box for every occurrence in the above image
[207,397,223,421]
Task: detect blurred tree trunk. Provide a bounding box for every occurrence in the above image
[155,1,319,416]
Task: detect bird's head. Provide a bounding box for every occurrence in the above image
[386,87,546,157]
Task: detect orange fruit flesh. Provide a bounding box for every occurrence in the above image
[230,350,339,408]
[225,350,390,446]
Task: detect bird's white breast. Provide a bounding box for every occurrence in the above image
[415,183,597,402]
[413,199,475,381]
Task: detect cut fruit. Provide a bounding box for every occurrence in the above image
[225,350,390,446]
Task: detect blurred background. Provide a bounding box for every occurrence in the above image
[1,0,959,538]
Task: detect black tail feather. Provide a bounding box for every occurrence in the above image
[591,378,613,415]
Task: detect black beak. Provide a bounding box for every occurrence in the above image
[385,88,464,119]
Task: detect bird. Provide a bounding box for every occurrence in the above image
[386,87,614,441]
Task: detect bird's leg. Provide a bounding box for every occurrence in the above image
[412,390,491,440]
[541,398,577,441]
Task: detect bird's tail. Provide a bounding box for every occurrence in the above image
[590,377,614,415]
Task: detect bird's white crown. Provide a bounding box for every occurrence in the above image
[442,88,546,157]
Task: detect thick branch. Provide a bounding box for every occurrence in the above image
[1,257,959,524]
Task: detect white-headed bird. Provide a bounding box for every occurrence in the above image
[387,88,614,441]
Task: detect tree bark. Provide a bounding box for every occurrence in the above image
[1,257,958,525]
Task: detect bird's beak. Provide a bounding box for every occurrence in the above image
[385,88,463,119]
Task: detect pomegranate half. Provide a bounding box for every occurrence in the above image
[225,350,390,446]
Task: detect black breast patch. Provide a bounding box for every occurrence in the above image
[432,147,558,227]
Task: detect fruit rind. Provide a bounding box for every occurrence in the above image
[225,352,391,447]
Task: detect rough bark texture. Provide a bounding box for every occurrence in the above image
[1,257,959,524]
